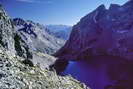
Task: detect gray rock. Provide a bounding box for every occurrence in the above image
[0,6,32,60]
[32,51,57,69]
[14,33,33,60]
[0,5,16,56]
[0,46,89,89]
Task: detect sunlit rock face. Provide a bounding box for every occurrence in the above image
[0,6,33,60]
[0,5,16,56]
[55,0,133,61]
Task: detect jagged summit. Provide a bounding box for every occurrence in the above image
[13,18,26,26]
[123,0,133,6]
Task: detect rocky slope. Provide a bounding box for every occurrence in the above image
[0,5,16,56]
[0,5,32,60]
[0,46,89,89]
[13,18,65,54]
[55,0,133,61]
[0,5,89,89]
[46,25,72,40]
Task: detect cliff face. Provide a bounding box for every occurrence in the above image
[55,1,133,61]
[0,5,16,56]
[53,1,133,89]
[0,6,32,60]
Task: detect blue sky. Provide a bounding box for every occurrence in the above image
[1,0,128,25]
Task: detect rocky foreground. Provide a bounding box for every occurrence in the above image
[0,5,89,89]
[0,46,89,89]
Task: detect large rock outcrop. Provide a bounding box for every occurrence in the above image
[55,0,133,61]
[0,5,32,60]
[0,5,16,56]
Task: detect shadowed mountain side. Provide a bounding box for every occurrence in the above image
[53,0,133,89]
[55,0,133,61]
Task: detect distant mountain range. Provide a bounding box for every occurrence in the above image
[46,25,72,40]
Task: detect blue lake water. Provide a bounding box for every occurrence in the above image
[62,56,126,89]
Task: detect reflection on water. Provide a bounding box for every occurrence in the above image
[62,56,130,89]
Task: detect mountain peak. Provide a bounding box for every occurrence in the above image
[109,4,121,10]
[96,4,106,11]
[55,1,133,60]
[123,0,133,7]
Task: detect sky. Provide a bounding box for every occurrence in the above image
[1,0,128,25]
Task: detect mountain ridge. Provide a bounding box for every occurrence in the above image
[13,18,65,54]
[55,0,133,61]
